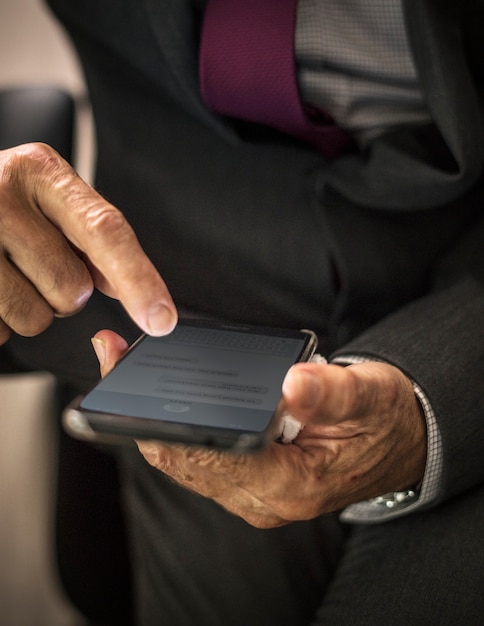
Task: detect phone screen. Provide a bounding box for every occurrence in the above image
[80,321,315,439]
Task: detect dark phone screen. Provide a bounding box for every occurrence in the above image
[80,322,311,433]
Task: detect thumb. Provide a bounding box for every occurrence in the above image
[282,362,371,425]
[91,329,129,377]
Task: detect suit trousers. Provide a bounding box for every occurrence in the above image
[117,445,484,626]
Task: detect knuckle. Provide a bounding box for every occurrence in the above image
[0,266,55,336]
[53,294,91,317]
[81,203,132,245]
[40,260,93,315]
[22,315,55,337]
[1,143,63,188]
[22,141,60,167]
[1,143,74,217]
[0,295,54,337]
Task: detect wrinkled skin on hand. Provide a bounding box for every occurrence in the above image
[0,143,176,344]
[2,142,427,527]
[93,329,427,529]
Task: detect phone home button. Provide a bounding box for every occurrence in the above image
[163,402,191,413]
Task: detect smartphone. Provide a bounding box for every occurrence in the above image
[63,319,317,451]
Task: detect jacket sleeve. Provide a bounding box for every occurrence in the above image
[330,212,484,507]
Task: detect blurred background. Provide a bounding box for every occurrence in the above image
[0,1,94,624]
[0,0,94,179]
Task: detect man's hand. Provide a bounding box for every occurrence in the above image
[0,143,177,344]
[94,329,427,529]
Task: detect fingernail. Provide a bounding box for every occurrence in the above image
[147,304,177,336]
[91,337,106,367]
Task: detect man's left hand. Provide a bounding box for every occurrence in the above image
[92,329,427,528]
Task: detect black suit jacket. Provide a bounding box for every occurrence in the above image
[13,0,480,511]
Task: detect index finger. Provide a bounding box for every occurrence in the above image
[29,144,177,335]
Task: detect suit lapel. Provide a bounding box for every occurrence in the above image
[403,0,484,172]
[323,0,484,210]
[141,0,236,140]
[141,0,483,209]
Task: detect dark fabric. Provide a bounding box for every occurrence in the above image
[0,86,74,160]
[56,427,135,625]
[119,445,345,626]
[314,482,484,625]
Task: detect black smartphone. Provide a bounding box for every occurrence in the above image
[63,319,317,451]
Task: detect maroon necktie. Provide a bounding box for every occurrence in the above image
[199,0,355,159]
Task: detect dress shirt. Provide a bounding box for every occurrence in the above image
[295,0,431,145]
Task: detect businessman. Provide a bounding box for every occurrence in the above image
[0,0,483,624]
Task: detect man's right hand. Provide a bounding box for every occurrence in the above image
[0,142,177,345]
